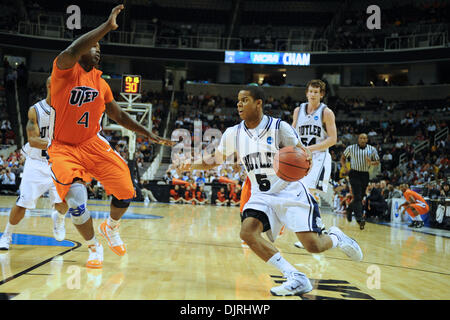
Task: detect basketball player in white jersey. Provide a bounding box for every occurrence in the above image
[0,77,68,250]
[177,86,362,296]
[292,79,337,249]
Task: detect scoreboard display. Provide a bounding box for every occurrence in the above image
[121,74,141,94]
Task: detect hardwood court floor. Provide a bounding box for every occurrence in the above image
[0,195,449,300]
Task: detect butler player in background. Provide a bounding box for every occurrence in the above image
[291,79,337,248]
[0,76,68,251]
[48,4,174,268]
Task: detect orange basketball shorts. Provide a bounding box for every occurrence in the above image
[48,135,135,202]
[405,202,429,217]
[240,176,251,213]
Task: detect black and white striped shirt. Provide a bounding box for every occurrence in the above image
[343,144,379,172]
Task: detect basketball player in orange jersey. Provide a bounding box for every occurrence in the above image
[177,86,363,296]
[48,4,174,268]
[399,184,429,228]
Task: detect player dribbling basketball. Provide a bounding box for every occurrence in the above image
[177,86,363,296]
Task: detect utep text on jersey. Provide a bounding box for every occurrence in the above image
[69,86,100,107]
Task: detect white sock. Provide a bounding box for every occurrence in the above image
[107,216,120,228]
[267,252,298,276]
[413,215,423,221]
[328,233,339,248]
[86,236,98,247]
[54,210,65,222]
[3,222,15,236]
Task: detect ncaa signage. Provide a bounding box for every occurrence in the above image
[225,51,310,66]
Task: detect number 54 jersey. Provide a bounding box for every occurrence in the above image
[49,57,114,145]
[218,115,300,195]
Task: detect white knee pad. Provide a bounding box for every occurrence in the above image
[66,183,90,225]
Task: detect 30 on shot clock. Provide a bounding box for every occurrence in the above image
[121,74,141,94]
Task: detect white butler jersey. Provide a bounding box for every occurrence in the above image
[295,102,328,149]
[21,99,51,161]
[296,102,331,193]
[217,115,324,241]
[218,115,299,195]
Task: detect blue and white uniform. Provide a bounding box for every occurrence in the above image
[218,115,323,241]
[18,99,62,209]
[295,102,332,193]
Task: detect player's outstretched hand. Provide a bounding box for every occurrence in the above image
[107,4,124,30]
[147,132,176,147]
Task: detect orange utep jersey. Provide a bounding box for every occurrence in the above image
[403,189,426,204]
[50,58,114,145]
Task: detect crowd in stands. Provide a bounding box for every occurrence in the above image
[329,0,450,51]
[2,0,448,54]
[0,149,25,194]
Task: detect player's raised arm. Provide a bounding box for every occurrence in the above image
[26,107,48,150]
[105,99,175,146]
[56,4,124,70]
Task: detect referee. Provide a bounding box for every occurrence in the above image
[340,133,380,230]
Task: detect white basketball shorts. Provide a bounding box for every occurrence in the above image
[242,181,324,242]
[16,157,62,209]
[300,151,331,193]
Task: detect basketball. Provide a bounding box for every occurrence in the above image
[273,146,310,182]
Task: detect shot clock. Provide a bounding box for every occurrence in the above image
[121,74,142,94]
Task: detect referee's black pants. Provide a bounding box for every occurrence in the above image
[347,170,370,223]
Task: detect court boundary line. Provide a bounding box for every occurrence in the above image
[0,239,82,287]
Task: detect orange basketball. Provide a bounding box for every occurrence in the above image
[273,146,310,182]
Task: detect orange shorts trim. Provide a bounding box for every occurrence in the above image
[48,135,135,201]
[240,177,251,213]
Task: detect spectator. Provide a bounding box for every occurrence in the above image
[215,187,229,206]
[169,185,183,203]
[422,182,440,200]
[195,185,208,205]
[138,179,158,204]
[182,185,195,204]
[440,183,450,198]
[1,167,16,185]
[364,182,388,221]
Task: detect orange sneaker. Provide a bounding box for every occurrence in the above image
[98,220,126,256]
[86,243,103,269]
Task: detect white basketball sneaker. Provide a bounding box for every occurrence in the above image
[51,211,66,241]
[270,271,313,296]
[98,220,126,256]
[0,233,12,251]
[328,226,363,261]
[86,243,103,269]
